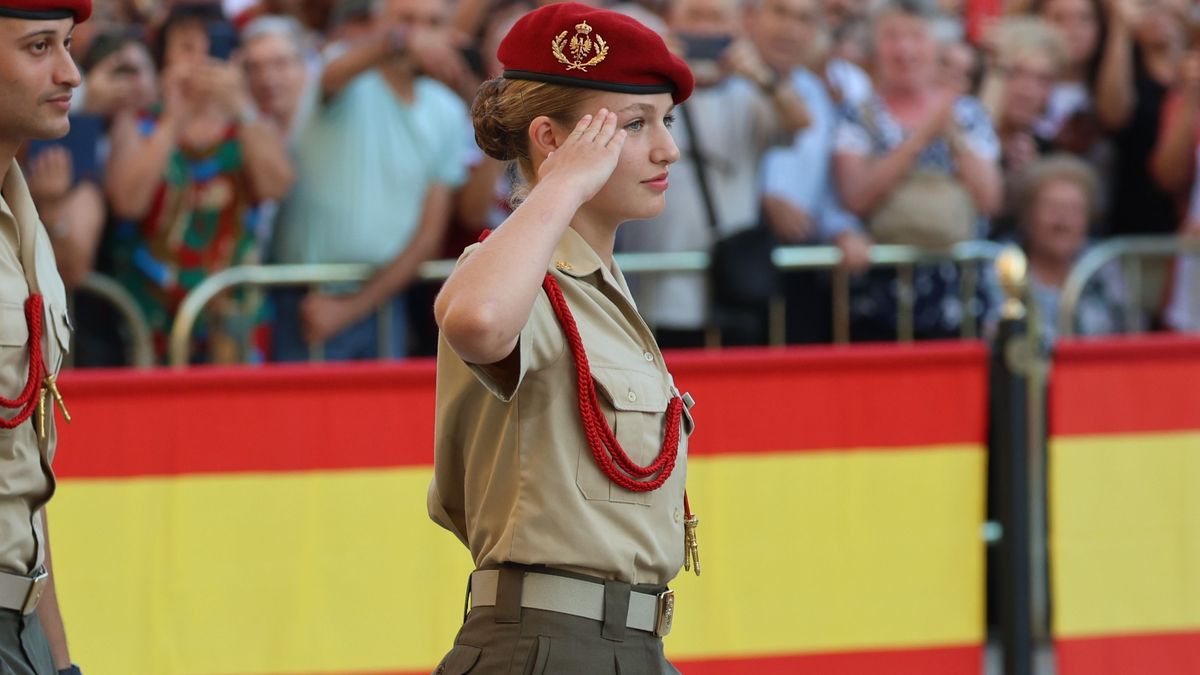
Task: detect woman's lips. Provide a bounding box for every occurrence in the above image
[643,173,669,191]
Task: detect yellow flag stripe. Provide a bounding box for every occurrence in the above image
[1050,431,1200,638]
[50,445,983,675]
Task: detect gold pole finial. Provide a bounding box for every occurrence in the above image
[995,245,1028,320]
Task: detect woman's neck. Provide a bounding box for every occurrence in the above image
[880,82,928,106]
[569,209,620,268]
[1028,248,1074,288]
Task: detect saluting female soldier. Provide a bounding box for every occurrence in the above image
[0,1,88,674]
[428,3,699,673]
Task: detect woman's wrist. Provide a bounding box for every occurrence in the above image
[533,173,591,211]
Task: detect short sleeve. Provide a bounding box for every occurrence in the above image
[954,97,1000,162]
[450,245,563,401]
[834,105,872,156]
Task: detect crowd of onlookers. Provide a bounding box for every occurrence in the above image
[28,0,1200,365]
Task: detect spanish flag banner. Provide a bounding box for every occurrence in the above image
[1050,336,1200,675]
[52,342,987,674]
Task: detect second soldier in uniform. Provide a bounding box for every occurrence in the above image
[0,1,86,674]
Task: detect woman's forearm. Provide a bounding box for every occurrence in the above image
[106,115,178,219]
[237,117,295,201]
[435,177,585,365]
[835,135,927,216]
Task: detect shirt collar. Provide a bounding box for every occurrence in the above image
[549,226,636,305]
[550,227,604,279]
[1,161,37,236]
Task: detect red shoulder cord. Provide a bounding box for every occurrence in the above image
[0,295,44,429]
[541,273,684,492]
[475,230,693,521]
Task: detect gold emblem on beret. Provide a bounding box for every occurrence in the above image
[552,20,609,72]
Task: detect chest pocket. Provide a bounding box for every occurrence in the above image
[0,302,27,347]
[576,366,674,506]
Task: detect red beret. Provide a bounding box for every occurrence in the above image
[0,0,91,22]
[498,2,693,104]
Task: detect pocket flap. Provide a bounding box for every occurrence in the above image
[436,644,482,675]
[47,302,71,354]
[0,303,28,347]
[592,366,669,413]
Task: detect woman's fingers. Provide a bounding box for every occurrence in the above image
[581,108,609,141]
[606,128,627,151]
[596,109,619,144]
[567,113,593,140]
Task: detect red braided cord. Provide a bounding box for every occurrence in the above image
[0,294,44,429]
[473,229,684,493]
[541,273,683,493]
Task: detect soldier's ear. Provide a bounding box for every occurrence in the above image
[527,115,564,160]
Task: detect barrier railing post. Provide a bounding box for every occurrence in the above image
[990,246,1050,675]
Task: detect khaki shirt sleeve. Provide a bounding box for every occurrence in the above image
[447,244,564,403]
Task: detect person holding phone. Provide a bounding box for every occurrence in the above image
[0,2,89,673]
[429,5,699,671]
[269,0,475,362]
[105,1,294,363]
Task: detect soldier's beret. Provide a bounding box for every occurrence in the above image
[0,0,91,22]
[498,2,693,104]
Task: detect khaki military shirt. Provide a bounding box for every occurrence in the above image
[0,162,71,575]
[429,227,695,586]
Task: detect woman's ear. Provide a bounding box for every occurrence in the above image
[527,115,565,160]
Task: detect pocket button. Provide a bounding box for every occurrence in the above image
[627,390,637,402]
[643,351,654,362]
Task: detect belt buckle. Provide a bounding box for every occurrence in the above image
[653,589,675,637]
[22,572,48,615]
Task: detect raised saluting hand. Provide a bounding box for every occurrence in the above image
[536,108,627,205]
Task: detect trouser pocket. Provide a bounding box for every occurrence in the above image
[432,643,481,674]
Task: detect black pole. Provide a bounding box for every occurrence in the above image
[989,309,1035,675]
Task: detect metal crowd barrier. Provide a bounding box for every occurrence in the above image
[1059,235,1200,338]
[73,273,155,369]
[773,240,1005,343]
[167,243,1005,366]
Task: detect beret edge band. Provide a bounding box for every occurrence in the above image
[503,69,676,96]
[0,7,73,19]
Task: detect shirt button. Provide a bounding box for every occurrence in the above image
[627,390,637,402]
[643,351,654,362]
[674,508,682,523]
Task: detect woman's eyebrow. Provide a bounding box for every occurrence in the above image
[616,102,658,115]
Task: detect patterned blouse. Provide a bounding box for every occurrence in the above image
[834,94,1002,339]
[110,113,268,363]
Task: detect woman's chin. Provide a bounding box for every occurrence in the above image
[626,194,667,221]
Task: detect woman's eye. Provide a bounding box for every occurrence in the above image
[30,41,48,54]
[625,119,645,132]
[63,37,72,50]
[663,114,676,129]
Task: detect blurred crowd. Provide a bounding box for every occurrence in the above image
[29,0,1200,365]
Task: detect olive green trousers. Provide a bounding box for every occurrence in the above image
[433,568,681,675]
[0,610,53,675]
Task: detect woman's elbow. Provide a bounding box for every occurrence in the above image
[106,183,147,220]
[435,298,513,365]
[252,162,296,201]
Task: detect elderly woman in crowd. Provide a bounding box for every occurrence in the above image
[978,16,1067,235]
[832,0,1002,340]
[1017,154,1125,341]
